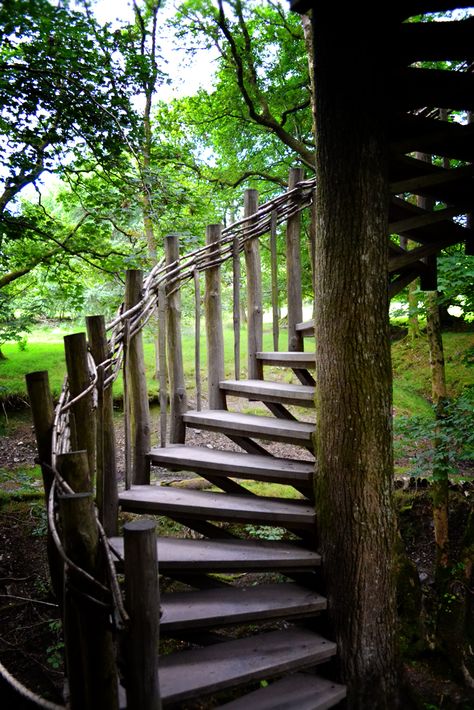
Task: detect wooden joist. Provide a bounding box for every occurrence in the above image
[218,672,347,710]
[158,628,337,705]
[183,410,315,446]
[398,17,474,62]
[220,379,315,407]
[118,485,315,527]
[395,66,474,113]
[390,160,474,197]
[148,444,314,486]
[160,583,326,632]
[109,536,321,573]
[390,114,474,163]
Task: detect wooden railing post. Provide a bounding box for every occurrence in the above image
[63,332,96,481]
[86,315,118,536]
[286,166,305,352]
[205,224,227,410]
[123,519,161,710]
[25,370,63,600]
[57,451,118,710]
[165,234,188,443]
[244,189,263,379]
[125,270,151,484]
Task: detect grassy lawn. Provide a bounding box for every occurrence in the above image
[1,323,472,422]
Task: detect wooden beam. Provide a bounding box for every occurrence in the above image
[390,115,474,163]
[389,236,459,272]
[389,205,464,233]
[398,17,474,62]
[390,163,474,194]
[395,67,474,113]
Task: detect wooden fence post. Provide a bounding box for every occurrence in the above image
[270,210,280,352]
[86,315,118,536]
[124,519,161,710]
[125,270,151,484]
[165,234,187,443]
[232,235,241,379]
[244,189,263,379]
[158,283,168,447]
[57,451,118,710]
[286,166,305,352]
[205,224,227,410]
[63,333,96,482]
[25,370,63,600]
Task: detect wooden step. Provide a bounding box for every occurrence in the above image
[296,320,315,337]
[159,628,337,705]
[160,583,326,632]
[108,536,321,573]
[218,672,346,710]
[148,445,314,486]
[183,410,315,446]
[257,351,316,369]
[119,485,315,527]
[220,379,315,407]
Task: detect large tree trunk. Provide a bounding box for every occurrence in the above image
[312,8,399,707]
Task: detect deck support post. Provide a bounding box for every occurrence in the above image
[125,270,151,484]
[205,223,227,410]
[25,370,63,600]
[57,451,118,710]
[123,519,161,710]
[86,315,118,535]
[286,166,305,352]
[63,332,96,482]
[244,189,263,379]
[165,234,188,442]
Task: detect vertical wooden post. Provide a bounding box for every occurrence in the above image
[286,166,305,352]
[158,284,168,447]
[233,235,241,379]
[86,315,118,536]
[63,333,96,482]
[125,270,151,484]
[244,189,263,379]
[124,520,161,710]
[58,452,118,710]
[205,224,227,410]
[165,234,188,443]
[25,371,63,600]
[194,269,202,411]
[270,210,279,352]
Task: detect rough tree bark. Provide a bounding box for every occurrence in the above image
[312,8,399,707]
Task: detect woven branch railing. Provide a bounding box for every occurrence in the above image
[52,173,316,468]
[22,171,315,709]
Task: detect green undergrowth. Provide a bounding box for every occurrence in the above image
[0,464,43,502]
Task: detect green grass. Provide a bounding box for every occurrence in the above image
[0,324,278,401]
[1,325,473,426]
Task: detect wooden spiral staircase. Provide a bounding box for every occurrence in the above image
[109,341,347,708]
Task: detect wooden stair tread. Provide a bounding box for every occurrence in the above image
[218,672,346,710]
[220,379,315,407]
[119,485,315,526]
[148,444,314,485]
[160,583,326,631]
[183,410,314,445]
[108,536,321,572]
[159,628,336,704]
[257,351,316,368]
